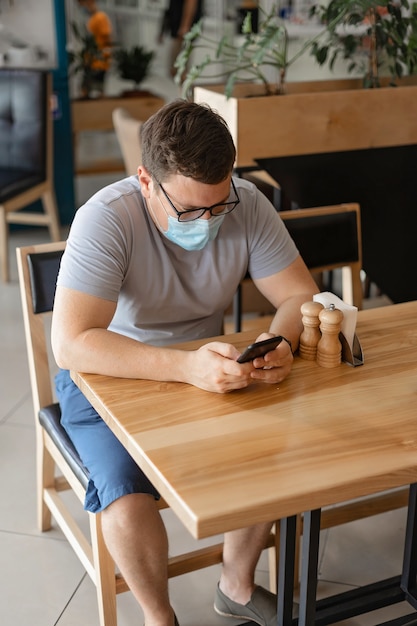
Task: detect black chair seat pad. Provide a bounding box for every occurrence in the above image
[0,168,44,202]
[39,403,89,491]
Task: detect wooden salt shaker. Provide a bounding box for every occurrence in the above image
[317,304,344,368]
[299,301,324,360]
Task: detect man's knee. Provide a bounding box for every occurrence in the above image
[103,492,158,522]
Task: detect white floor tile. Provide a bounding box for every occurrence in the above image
[319,509,407,587]
[0,422,38,534]
[0,532,85,626]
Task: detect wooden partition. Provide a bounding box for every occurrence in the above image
[71,93,164,175]
[194,77,417,167]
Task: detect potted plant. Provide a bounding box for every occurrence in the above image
[175,2,417,167]
[175,5,338,99]
[309,0,417,88]
[113,45,155,96]
[68,21,105,98]
[176,0,417,99]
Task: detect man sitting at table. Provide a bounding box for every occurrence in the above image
[51,100,317,626]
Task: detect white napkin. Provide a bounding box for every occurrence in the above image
[313,291,358,353]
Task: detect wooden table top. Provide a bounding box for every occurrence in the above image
[71,302,417,539]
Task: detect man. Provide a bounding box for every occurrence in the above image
[160,0,203,77]
[77,0,112,97]
[52,100,318,626]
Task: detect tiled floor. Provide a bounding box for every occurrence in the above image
[0,71,414,626]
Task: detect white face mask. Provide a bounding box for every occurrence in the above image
[164,213,225,250]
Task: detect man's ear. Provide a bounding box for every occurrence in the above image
[137,166,153,198]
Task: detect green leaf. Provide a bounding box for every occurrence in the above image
[241,12,253,35]
[317,46,329,65]
[225,71,239,99]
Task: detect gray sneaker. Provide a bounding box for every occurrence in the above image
[214,583,277,626]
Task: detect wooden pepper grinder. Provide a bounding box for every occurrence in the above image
[317,304,344,368]
[299,301,324,360]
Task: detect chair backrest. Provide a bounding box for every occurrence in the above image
[112,107,143,176]
[280,202,361,273]
[16,241,65,418]
[230,202,363,332]
[0,70,47,175]
[280,203,362,309]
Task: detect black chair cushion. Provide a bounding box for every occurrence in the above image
[0,167,44,203]
[284,210,359,269]
[39,403,89,491]
[27,250,64,314]
[0,70,47,175]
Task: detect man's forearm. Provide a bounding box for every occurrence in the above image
[268,293,317,352]
[54,327,191,383]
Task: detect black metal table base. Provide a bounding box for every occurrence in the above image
[278,484,417,626]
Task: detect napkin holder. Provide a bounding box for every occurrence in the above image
[340,332,364,367]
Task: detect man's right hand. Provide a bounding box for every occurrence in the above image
[185,342,255,393]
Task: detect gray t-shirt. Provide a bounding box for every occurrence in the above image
[57,176,298,346]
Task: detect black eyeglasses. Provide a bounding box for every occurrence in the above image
[157,179,240,222]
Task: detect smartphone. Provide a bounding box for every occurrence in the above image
[237,336,283,363]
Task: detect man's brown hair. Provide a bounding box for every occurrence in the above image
[141,100,236,184]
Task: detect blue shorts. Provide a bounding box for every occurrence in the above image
[55,369,160,513]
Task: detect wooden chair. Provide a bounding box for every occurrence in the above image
[0,70,60,282]
[281,203,363,309]
[232,202,364,332]
[112,107,143,176]
[16,240,279,625]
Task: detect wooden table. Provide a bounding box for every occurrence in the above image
[71,93,164,175]
[71,301,417,625]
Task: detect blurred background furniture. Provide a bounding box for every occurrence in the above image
[17,240,279,625]
[0,69,60,282]
[257,145,417,304]
[72,94,164,176]
[281,203,363,308]
[112,107,143,176]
